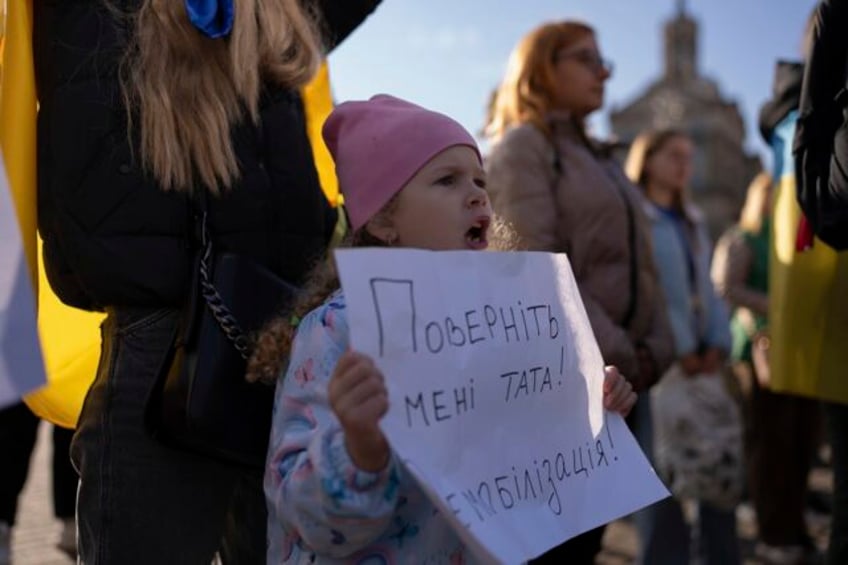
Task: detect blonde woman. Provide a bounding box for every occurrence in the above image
[484,21,674,564]
[34,1,379,562]
[712,173,820,564]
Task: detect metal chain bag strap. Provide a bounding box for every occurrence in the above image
[197,225,253,360]
[145,197,299,469]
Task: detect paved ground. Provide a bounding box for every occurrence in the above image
[10,422,835,564]
[10,424,74,565]
[600,460,832,565]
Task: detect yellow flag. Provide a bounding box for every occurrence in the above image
[303,62,340,207]
[770,172,848,405]
[1,0,36,284]
[1,2,338,428]
[0,1,103,428]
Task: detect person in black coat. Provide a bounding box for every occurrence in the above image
[793,3,848,564]
[794,0,848,250]
[33,1,380,563]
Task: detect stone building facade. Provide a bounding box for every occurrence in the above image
[609,1,761,239]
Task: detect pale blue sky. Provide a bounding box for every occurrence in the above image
[327,0,818,168]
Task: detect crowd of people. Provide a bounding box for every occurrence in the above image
[1,0,846,564]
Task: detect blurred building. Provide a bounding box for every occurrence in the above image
[609,0,761,239]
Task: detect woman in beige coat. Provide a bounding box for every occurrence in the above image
[484,21,673,564]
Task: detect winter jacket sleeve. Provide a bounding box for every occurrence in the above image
[579,293,640,380]
[638,289,675,381]
[655,266,699,358]
[794,0,848,250]
[711,229,769,316]
[485,125,560,252]
[821,117,848,247]
[317,0,382,52]
[266,296,399,557]
[486,125,643,380]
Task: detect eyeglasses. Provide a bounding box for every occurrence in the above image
[554,49,614,76]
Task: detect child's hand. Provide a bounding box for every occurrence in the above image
[602,365,636,417]
[328,351,391,472]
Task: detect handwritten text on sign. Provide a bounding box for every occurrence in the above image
[336,249,668,563]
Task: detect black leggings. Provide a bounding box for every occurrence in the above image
[529,525,606,564]
[0,402,77,525]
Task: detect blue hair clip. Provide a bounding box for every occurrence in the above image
[185,0,234,39]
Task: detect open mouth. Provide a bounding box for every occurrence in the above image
[465,217,491,250]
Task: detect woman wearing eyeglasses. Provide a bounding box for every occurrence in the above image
[485,21,674,564]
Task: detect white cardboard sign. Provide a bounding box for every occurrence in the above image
[336,248,668,563]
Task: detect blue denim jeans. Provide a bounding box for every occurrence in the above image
[637,497,740,565]
[628,393,667,565]
[629,393,740,565]
[71,308,266,564]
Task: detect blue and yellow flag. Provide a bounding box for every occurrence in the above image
[1,0,101,427]
[0,2,339,428]
[769,113,848,405]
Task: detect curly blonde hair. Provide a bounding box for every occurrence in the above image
[247,227,388,383]
[246,212,522,384]
[123,0,323,193]
[738,172,773,235]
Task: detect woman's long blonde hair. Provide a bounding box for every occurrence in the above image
[738,172,773,234]
[124,0,323,193]
[484,20,595,142]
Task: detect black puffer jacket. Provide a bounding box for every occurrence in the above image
[794,0,848,250]
[34,0,379,311]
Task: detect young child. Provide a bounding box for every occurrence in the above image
[250,95,637,564]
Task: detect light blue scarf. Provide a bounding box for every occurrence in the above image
[185,0,234,39]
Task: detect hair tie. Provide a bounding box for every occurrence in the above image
[185,0,234,39]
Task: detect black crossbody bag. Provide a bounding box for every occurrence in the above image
[145,193,299,468]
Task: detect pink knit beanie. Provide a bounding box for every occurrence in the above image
[322,94,481,230]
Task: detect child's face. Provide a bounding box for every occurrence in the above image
[382,145,492,251]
